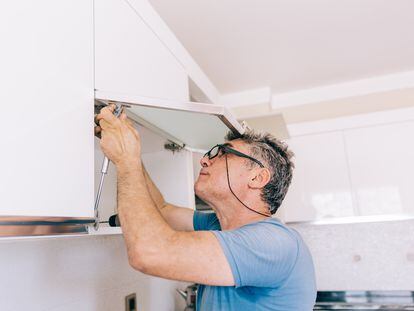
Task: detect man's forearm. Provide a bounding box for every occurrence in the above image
[116,161,174,266]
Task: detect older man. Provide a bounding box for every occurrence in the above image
[96,104,316,310]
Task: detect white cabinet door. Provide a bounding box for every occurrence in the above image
[95,0,189,101]
[0,1,94,217]
[344,121,414,216]
[281,132,355,222]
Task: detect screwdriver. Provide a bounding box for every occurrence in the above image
[94,103,124,230]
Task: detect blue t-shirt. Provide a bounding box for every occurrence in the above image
[193,211,317,311]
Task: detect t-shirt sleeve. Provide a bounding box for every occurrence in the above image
[193,211,221,231]
[212,222,298,288]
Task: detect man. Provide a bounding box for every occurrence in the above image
[96,104,317,310]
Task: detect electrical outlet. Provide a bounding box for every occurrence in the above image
[125,293,137,311]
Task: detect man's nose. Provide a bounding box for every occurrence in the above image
[200,155,211,167]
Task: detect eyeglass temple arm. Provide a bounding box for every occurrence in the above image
[223,146,264,168]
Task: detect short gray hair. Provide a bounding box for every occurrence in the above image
[225,130,294,215]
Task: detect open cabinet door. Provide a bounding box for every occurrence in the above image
[95,90,246,151]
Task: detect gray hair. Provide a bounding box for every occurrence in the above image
[225,130,294,215]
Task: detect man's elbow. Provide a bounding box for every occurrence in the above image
[127,231,177,274]
[127,247,149,272]
[127,245,160,274]
[128,253,146,272]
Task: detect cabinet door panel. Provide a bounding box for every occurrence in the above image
[344,121,414,216]
[95,0,189,101]
[0,0,94,217]
[282,132,355,222]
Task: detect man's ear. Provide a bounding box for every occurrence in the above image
[248,168,271,189]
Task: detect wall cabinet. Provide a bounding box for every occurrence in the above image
[94,124,196,228]
[0,1,94,220]
[281,114,414,223]
[94,0,189,101]
[281,132,354,222]
[0,0,242,237]
[344,121,414,216]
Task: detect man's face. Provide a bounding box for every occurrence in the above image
[194,139,253,204]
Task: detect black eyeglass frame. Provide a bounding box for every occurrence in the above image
[204,144,265,168]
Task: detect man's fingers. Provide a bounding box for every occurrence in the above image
[106,103,116,113]
[94,126,102,138]
[98,119,111,130]
[119,112,127,121]
[94,125,101,134]
[96,104,118,124]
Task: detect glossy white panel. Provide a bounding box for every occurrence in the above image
[344,121,414,216]
[95,0,189,101]
[282,132,354,222]
[95,90,244,150]
[0,0,94,217]
[142,149,195,209]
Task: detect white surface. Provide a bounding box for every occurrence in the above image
[344,121,414,216]
[271,71,414,109]
[287,106,414,136]
[142,149,195,209]
[129,105,231,150]
[281,108,414,223]
[88,226,122,235]
[291,219,414,290]
[128,0,220,104]
[0,0,94,217]
[95,90,243,150]
[149,0,414,94]
[220,87,271,107]
[95,0,189,101]
[281,132,355,222]
[0,235,187,311]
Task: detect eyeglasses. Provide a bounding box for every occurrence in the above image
[203,144,264,168]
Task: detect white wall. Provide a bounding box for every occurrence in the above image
[0,235,186,311]
[0,124,192,311]
[291,219,414,290]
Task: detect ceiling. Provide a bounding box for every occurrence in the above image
[148,0,414,95]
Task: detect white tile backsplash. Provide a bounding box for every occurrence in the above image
[291,219,414,290]
[0,235,186,311]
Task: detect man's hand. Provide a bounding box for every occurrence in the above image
[95,104,141,167]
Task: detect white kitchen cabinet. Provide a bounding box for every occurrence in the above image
[281,132,355,222]
[95,0,189,101]
[344,121,414,216]
[93,123,196,232]
[0,1,94,219]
